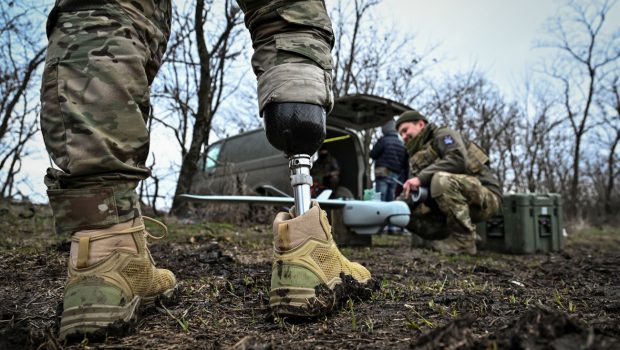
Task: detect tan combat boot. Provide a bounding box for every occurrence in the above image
[270,202,373,317]
[429,231,477,255]
[59,217,177,341]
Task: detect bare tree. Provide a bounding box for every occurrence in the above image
[424,71,517,151]
[511,81,567,193]
[330,0,433,102]
[423,71,520,190]
[150,1,244,214]
[0,2,46,200]
[329,0,434,186]
[332,0,379,97]
[597,75,620,216]
[539,0,620,216]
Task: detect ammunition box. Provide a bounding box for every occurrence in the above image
[477,193,564,254]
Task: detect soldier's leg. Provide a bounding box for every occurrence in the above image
[237,0,334,155]
[406,203,449,246]
[407,203,449,239]
[375,178,389,201]
[428,172,489,254]
[469,187,502,223]
[237,0,373,317]
[41,0,176,340]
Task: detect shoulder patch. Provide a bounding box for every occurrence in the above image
[443,135,454,145]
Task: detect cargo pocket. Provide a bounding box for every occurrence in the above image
[40,57,68,167]
[275,2,333,70]
[47,187,119,234]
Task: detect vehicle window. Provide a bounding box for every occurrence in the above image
[220,130,279,163]
[205,143,222,169]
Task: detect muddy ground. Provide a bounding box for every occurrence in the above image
[0,204,619,349]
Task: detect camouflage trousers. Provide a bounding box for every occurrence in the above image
[41,0,334,235]
[406,172,501,239]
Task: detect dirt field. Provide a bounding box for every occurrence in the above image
[1,204,619,349]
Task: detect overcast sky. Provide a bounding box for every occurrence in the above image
[18,0,620,205]
[359,0,619,95]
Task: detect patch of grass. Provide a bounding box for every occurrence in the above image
[405,305,435,330]
[575,226,617,236]
[569,226,620,250]
[161,304,190,332]
[435,275,448,294]
[444,253,484,265]
[348,298,357,331]
[476,298,489,316]
[375,279,398,301]
[553,289,577,312]
[405,316,423,332]
[487,341,499,350]
[0,205,58,252]
[553,289,565,309]
[363,316,375,333]
[243,275,254,286]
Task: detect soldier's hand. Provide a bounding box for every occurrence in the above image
[403,177,421,198]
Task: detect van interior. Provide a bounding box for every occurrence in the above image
[320,126,362,199]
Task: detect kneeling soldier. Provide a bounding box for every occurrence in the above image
[396,110,502,255]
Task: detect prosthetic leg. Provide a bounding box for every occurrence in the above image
[237,0,374,318]
[263,102,325,215]
[263,102,374,317]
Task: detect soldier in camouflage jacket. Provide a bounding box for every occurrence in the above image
[395,110,502,255]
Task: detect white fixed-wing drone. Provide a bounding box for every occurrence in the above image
[181,187,424,235]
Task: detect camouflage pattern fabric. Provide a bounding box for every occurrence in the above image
[41,0,334,235]
[41,0,172,235]
[406,172,501,238]
[237,0,334,112]
[406,123,502,197]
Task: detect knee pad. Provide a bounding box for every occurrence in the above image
[263,102,326,155]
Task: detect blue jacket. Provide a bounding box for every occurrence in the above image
[370,131,408,176]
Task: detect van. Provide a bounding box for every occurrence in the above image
[192,94,411,199]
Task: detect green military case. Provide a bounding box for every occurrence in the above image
[477,193,564,254]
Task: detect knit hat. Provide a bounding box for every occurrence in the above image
[395,109,428,128]
[381,119,396,134]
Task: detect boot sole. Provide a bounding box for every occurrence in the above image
[270,278,339,318]
[59,285,178,342]
[270,275,376,318]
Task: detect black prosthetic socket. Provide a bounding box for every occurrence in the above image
[263,102,326,156]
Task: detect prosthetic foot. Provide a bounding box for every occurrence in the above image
[270,202,373,317]
[59,217,177,341]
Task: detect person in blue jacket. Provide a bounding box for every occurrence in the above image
[370,119,409,202]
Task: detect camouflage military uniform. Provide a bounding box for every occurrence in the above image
[41,0,335,235]
[42,2,373,338]
[403,123,502,247]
